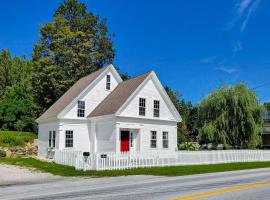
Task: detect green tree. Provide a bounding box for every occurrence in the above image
[32,0,115,113]
[0,49,32,96]
[165,86,198,147]
[197,83,264,149]
[0,83,37,132]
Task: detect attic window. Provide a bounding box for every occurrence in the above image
[106,74,111,90]
[139,98,146,116]
[77,100,85,117]
[153,100,160,117]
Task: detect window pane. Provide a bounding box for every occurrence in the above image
[106,75,111,90]
[163,132,168,148]
[139,98,146,116]
[65,130,73,148]
[77,101,85,117]
[150,131,157,148]
[154,100,160,117]
[52,131,56,148]
[49,131,52,147]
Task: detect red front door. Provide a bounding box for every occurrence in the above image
[120,131,130,152]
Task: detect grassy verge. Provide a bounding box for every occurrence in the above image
[1,157,270,177]
[0,131,37,147]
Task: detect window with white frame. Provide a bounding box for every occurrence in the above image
[139,98,146,116]
[106,74,111,90]
[163,131,169,148]
[150,131,157,148]
[153,100,160,117]
[65,130,73,148]
[49,131,56,148]
[77,100,85,117]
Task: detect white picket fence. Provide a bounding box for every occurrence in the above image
[54,149,270,171]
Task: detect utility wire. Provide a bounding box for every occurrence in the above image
[251,81,270,90]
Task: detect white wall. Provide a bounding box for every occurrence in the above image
[59,120,91,152]
[116,117,177,154]
[95,118,116,152]
[119,78,175,121]
[38,121,59,158]
[63,70,120,119]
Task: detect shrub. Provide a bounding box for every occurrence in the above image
[0,149,6,157]
[179,142,196,151]
[0,131,37,147]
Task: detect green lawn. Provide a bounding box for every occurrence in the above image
[0,131,37,147]
[1,157,270,177]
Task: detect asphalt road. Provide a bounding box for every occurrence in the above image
[1,168,270,200]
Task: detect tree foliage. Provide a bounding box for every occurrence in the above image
[197,83,264,149]
[0,49,32,96]
[165,86,198,147]
[0,84,37,132]
[0,49,37,132]
[32,0,115,113]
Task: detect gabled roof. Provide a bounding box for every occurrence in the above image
[88,71,151,118]
[37,67,107,122]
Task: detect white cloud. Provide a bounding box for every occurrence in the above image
[226,0,260,32]
[216,66,238,74]
[233,42,243,54]
[200,56,217,64]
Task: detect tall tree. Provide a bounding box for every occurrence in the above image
[0,84,37,132]
[197,83,264,149]
[165,86,198,146]
[0,49,32,96]
[32,0,115,113]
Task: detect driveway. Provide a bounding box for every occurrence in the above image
[0,164,60,186]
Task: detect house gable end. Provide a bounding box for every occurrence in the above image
[116,72,181,122]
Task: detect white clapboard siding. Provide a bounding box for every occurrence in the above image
[54,150,270,171]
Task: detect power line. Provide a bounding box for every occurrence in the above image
[252,81,270,90]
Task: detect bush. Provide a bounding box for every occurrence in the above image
[0,149,6,157]
[0,131,37,147]
[179,142,196,151]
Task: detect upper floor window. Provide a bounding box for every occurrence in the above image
[106,74,111,90]
[163,131,169,148]
[139,98,146,116]
[77,100,85,117]
[65,130,73,148]
[49,131,56,148]
[153,100,160,117]
[150,131,157,148]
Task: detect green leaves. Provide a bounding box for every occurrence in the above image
[198,83,264,149]
[32,0,115,113]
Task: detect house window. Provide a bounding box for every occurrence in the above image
[106,74,111,90]
[139,98,146,116]
[52,131,56,148]
[49,131,56,148]
[65,130,73,148]
[150,131,157,148]
[153,100,160,117]
[163,132,169,148]
[77,100,85,117]
[49,131,52,147]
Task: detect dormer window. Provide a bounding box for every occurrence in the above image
[106,74,111,90]
[77,100,85,117]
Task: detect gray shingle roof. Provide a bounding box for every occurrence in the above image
[88,71,151,118]
[37,67,106,122]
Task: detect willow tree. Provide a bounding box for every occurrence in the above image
[32,0,114,113]
[197,83,264,149]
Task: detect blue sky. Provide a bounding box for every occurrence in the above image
[0,0,270,104]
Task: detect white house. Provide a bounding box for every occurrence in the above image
[37,64,182,159]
